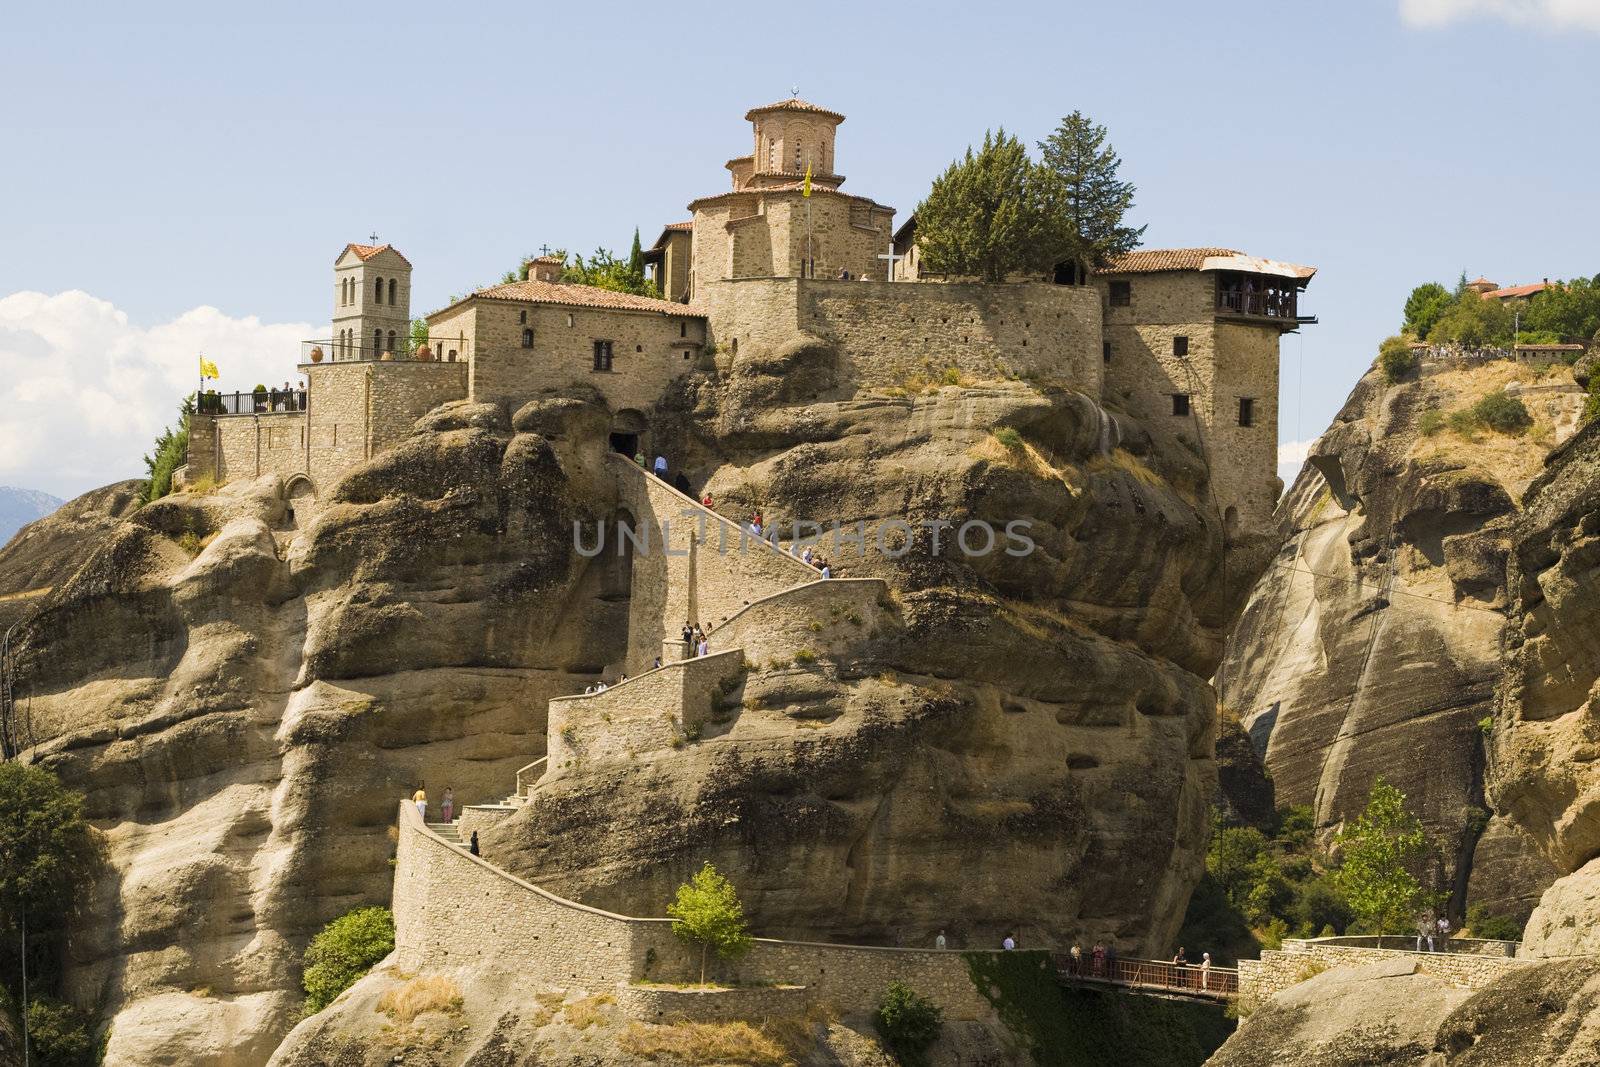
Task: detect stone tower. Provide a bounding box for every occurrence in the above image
[737,98,846,191]
[332,242,412,359]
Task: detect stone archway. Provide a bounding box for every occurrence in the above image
[284,474,318,528]
[609,409,649,458]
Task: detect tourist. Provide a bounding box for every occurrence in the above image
[1200,952,1212,990]
[1416,914,1434,952]
[1437,915,1452,952]
[469,831,480,856]
[1070,943,1083,975]
[820,560,832,579]
[801,546,815,566]
[652,656,662,670]
[634,450,646,468]
[702,493,714,508]
[412,787,427,820]
[697,635,709,657]
[1172,946,1188,967]
[682,621,694,645]
[584,684,595,695]
[1105,941,1118,976]
[1002,934,1016,951]
[440,787,454,823]
[837,267,850,280]
[654,455,668,479]
[935,930,947,950]
[1091,943,1105,976]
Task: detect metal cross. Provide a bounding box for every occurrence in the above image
[877,249,904,282]
[368,231,380,244]
[540,244,552,256]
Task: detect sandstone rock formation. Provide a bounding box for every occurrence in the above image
[13,339,1262,1061]
[1210,956,1600,1066]
[0,479,141,634]
[1486,418,1600,955]
[1219,358,1584,919]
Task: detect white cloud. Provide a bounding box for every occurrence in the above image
[1400,0,1600,31]
[1278,439,1315,483]
[0,291,314,497]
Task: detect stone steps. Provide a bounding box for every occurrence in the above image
[426,822,462,844]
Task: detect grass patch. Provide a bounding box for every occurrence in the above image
[617,1020,792,1065]
[376,975,463,1025]
[562,992,614,1029]
[1087,448,1166,489]
[793,649,817,664]
[993,427,1023,450]
[963,951,1231,1067]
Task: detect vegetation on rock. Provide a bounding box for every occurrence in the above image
[301,906,394,1015]
[140,395,193,504]
[1379,335,1418,383]
[963,950,1231,1067]
[1334,778,1435,936]
[1399,272,1600,346]
[873,980,943,1067]
[667,862,754,984]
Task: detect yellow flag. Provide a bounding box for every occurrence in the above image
[200,356,219,379]
[802,162,812,198]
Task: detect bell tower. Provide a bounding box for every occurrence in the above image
[332,241,412,359]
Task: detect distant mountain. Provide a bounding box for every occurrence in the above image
[0,486,65,545]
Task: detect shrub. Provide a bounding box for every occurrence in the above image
[301,906,394,1014]
[25,997,97,1067]
[794,649,817,664]
[142,396,194,504]
[1466,904,1523,941]
[1379,335,1418,383]
[1583,376,1600,424]
[874,981,944,1067]
[376,975,462,1025]
[1447,409,1481,437]
[1418,409,1446,436]
[1470,391,1532,434]
[993,427,1024,450]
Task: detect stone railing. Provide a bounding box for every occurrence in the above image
[1238,937,1532,1004]
[393,800,998,1020]
[1288,935,1518,958]
[710,577,889,667]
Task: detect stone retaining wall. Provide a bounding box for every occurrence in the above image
[394,801,999,1021]
[710,578,889,668]
[615,983,809,1024]
[1238,939,1532,1003]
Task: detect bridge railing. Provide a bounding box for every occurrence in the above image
[1053,953,1239,996]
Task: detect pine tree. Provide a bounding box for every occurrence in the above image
[628,227,644,278]
[1036,111,1145,272]
[914,129,1053,283]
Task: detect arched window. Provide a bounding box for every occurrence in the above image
[373,277,383,302]
[388,278,397,306]
[766,137,776,170]
[387,330,397,354]
[373,328,382,356]
[521,328,534,348]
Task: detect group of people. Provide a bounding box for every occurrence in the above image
[681,621,710,657]
[1168,947,1216,989]
[1063,941,1124,978]
[1415,912,1454,952]
[412,786,480,854]
[582,675,625,694]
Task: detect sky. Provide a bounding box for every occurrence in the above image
[2,0,1597,499]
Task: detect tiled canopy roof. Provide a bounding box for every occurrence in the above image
[1482,282,1547,300]
[452,279,704,317]
[339,242,411,266]
[1098,248,1243,274]
[744,98,845,123]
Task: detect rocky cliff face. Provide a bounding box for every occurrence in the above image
[0,479,140,635]
[14,338,1262,1062]
[1219,358,1584,919]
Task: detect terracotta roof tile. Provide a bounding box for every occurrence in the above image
[688,184,891,213]
[1098,248,1243,274]
[1482,282,1548,300]
[744,98,845,122]
[461,279,704,317]
[339,242,412,267]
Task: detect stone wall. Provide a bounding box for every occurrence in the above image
[614,983,810,1024]
[709,578,889,668]
[393,800,997,1020]
[544,649,745,774]
[614,454,819,674]
[431,300,705,415]
[214,412,307,483]
[699,278,1103,396]
[1237,939,1532,1004]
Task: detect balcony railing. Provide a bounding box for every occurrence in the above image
[1216,288,1300,320]
[301,337,470,364]
[198,389,308,416]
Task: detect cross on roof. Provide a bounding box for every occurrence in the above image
[791,85,799,97]
[540,243,552,256]
[368,231,380,244]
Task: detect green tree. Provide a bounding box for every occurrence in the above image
[25,997,96,1067]
[409,318,428,348]
[1379,334,1418,383]
[301,906,394,1014]
[142,395,195,504]
[628,227,644,278]
[1402,282,1453,339]
[914,129,1053,283]
[1333,779,1432,936]
[667,861,753,983]
[0,765,98,1013]
[1524,274,1600,343]
[1035,111,1145,272]
[874,981,944,1067]
[1430,291,1513,347]
[1470,390,1532,434]
[1584,375,1600,424]
[558,247,660,298]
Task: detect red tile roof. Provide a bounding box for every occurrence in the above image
[649,221,694,251]
[529,254,564,265]
[1098,248,1244,274]
[744,98,845,123]
[339,242,411,267]
[445,279,704,317]
[1482,281,1548,300]
[688,184,891,213]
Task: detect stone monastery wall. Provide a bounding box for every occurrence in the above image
[700,278,1103,394]
[393,800,995,1019]
[1237,938,1531,1005]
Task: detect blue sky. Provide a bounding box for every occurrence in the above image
[2,0,1597,497]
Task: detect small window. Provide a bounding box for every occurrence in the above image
[1174,336,1189,357]
[566,313,574,328]
[1109,281,1131,307]
[387,329,396,353]
[374,277,383,302]
[1172,394,1190,416]
[1238,397,1256,427]
[1102,341,1112,364]
[388,278,397,306]
[521,328,534,348]
[680,321,687,338]
[519,310,527,324]
[592,339,614,372]
[635,344,642,352]
[373,328,382,354]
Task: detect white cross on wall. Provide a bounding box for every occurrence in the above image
[877,249,904,282]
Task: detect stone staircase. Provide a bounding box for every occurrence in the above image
[426,821,462,845]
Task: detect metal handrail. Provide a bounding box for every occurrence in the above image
[196,389,307,416]
[301,337,470,364]
[1053,953,1239,997]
